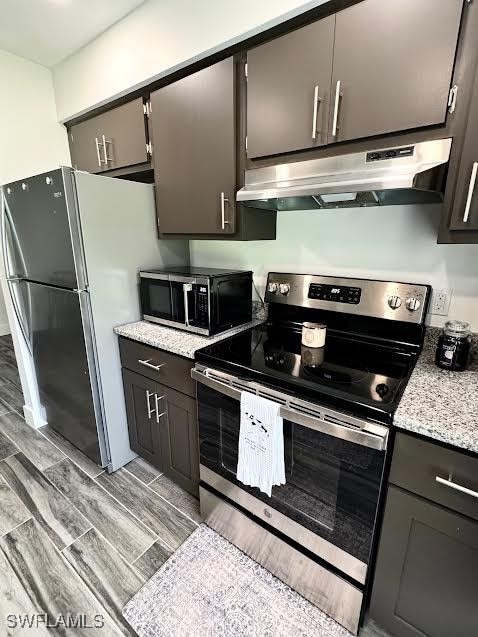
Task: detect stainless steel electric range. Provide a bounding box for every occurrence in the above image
[192,273,430,634]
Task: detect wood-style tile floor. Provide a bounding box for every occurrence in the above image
[0,335,200,635]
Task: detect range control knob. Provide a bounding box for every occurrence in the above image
[406,297,421,312]
[279,283,290,295]
[267,282,278,294]
[388,295,402,310]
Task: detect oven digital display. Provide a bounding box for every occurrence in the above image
[308,284,361,304]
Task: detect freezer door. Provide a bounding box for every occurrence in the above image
[2,168,82,289]
[28,281,105,465]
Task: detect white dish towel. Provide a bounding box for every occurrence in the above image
[236,391,285,497]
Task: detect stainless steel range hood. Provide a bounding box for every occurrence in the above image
[237,138,452,211]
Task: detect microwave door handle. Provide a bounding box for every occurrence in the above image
[183,283,193,327]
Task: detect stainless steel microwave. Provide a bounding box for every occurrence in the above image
[139,266,253,336]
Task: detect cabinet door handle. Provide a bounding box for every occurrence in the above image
[146,390,155,419]
[332,80,342,138]
[436,475,478,500]
[221,192,230,230]
[154,394,166,423]
[102,134,112,165]
[95,138,103,167]
[138,358,165,371]
[312,85,322,140]
[463,162,478,223]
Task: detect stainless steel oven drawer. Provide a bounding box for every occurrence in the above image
[200,486,363,635]
[390,433,478,521]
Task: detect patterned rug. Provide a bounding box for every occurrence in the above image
[123,524,354,637]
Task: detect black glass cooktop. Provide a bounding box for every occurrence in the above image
[196,323,418,424]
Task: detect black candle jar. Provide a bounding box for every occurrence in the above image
[435,320,471,371]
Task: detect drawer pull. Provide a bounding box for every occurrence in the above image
[435,475,478,500]
[138,359,165,371]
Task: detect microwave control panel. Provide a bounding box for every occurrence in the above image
[195,284,209,327]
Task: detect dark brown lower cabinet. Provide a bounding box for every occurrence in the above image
[370,485,478,637]
[158,383,199,496]
[122,367,199,496]
[122,368,163,468]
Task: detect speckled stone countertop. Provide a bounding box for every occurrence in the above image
[114,302,267,360]
[394,328,478,454]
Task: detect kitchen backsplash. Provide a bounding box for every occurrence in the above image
[190,205,478,330]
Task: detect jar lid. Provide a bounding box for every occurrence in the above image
[302,322,326,329]
[444,320,471,338]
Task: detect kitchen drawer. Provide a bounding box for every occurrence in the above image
[390,433,478,522]
[119,337,195,398]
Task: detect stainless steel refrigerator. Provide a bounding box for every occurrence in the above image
[1,167,189,471]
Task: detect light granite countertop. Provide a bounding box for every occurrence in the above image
[114,302,267,360]
[394,328,478,454]
[114,318,264,359]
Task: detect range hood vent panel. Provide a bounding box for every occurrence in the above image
[237,138,452,211]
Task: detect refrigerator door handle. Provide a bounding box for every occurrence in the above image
[7,280,32,354]
[1,195,32,353]
[7,279,33,356]
[1,193,23,280]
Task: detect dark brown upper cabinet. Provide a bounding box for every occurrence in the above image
[246,0,464,158]
[329,0,464,144]
[246,17,335,158]
[69,117,104,174]
[69,98,149,174]
[150,58,236,235]
[448,56,478,232]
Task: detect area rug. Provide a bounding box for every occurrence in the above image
[123,524,353,637]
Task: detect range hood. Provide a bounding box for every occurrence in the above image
[237,138,452,211]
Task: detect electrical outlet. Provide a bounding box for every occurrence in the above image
[430,288,452,316]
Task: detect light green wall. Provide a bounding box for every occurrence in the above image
[190,205,478,328]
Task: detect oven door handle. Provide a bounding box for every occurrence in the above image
[191,367,388,451]
[278,405,387,451]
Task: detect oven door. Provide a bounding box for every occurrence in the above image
[193,365,389,585]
